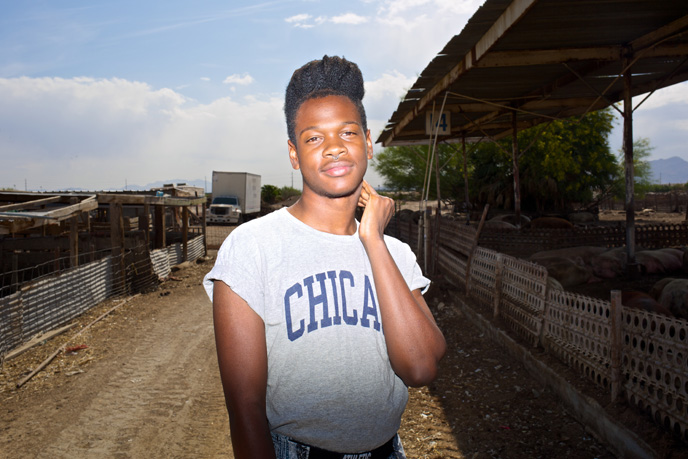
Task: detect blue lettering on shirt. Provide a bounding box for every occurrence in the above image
[304,273,333,332]
[360,275,381,331]
[283,270,381,341]
[340,270,357,326]
[284,283,304,341]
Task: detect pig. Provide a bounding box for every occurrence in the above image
[591,247,628,279]
[675,246,688,273]
[635,251,668,274]
[621,291,674,317]
[531,256,594,288]
[650,278,676,300]
[530,246,607,266]
[659,279,688,320]
[635,249,684,274]
[528,217,574,229]
[568,212,597,224]
[488,214,531,226]
[546,276,564,292]
[483,220,518,230]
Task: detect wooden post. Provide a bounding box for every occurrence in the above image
[511,110,522,227]
[69,197,79,268]
[110,202,126,295]
[202,202,208,256]
[182,207,189,262]
[11,253,18,291]
[463,134,470,225]
[140,203,150,249]
[53,246,60,272]
[466,204,490,292]
[432,206,441,276]
[538,275,552,348]
[154,205,166,249]
[493,253,504,319]
[424,207,432,274]
[610,290,623,401]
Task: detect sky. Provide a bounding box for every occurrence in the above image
[1,0,687,193]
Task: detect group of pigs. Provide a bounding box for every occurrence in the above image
[529,246,688,319]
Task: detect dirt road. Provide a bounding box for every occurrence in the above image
[1,261,232,458]
[2,255,624,459]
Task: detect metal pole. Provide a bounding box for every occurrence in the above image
[623,54,637,275]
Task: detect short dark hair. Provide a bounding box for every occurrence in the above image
[284,55,367,144]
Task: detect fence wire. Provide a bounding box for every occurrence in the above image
[0,236,204,364]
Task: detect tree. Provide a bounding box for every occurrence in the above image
[617,137,654,198]
[261,184,302,205]
[372,144,466,204]
[261,184,280,204]
[279,186,301,201]
[373,108,619,212]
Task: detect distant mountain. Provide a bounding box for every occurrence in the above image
[37,179,208,193]
[126,178,208,192]
[649,156,688,185]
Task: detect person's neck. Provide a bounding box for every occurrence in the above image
[287,188,359,235]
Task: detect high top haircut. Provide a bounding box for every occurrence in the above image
[285,55,367,145]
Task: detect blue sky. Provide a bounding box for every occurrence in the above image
[1,0,686,191]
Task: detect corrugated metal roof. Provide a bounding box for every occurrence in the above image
[377,0,688,146]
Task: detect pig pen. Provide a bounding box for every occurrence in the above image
[386,209,688,456]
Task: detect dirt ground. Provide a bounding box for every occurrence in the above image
[1,211,687,458]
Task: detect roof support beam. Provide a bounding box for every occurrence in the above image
[384,0,538,146]
[473,43,688,68]
[630,14,688,51]
[0,196,61,212]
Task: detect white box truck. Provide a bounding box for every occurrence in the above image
[206,171,261,225]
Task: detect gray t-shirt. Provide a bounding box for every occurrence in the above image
[204,207,430,452]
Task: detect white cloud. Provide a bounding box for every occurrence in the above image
[633,81,688,110]
[200,77,210,82]
[285,14,316,28]
[285,13,311,23]
[286,13,367,28]
[223,73,254,85]
[331,13,369,25]
[0,76,293,190]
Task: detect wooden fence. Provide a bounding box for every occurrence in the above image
[387,212,688,441]
[600,191,688,214]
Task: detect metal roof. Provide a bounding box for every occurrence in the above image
[377,0,688,146]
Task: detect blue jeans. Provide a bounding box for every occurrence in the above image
[271,432,407,459]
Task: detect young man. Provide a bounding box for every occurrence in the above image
[204,55,446,459]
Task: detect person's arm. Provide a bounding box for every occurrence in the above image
[213,280,276,459]
[358,180,446,387]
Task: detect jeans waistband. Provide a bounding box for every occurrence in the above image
[271,432,397,459]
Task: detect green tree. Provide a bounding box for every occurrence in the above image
[614,137,654,198]
[261,184,301,204]
[372,144,467,204]
[374,109,619,212]
[279,186,301,201]
[261,184,280,204]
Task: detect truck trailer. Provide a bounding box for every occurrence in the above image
[206,171,261,225]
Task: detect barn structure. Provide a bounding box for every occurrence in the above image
[0,189,207,363]
[379,0,688,454]
[378,0,688,267]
